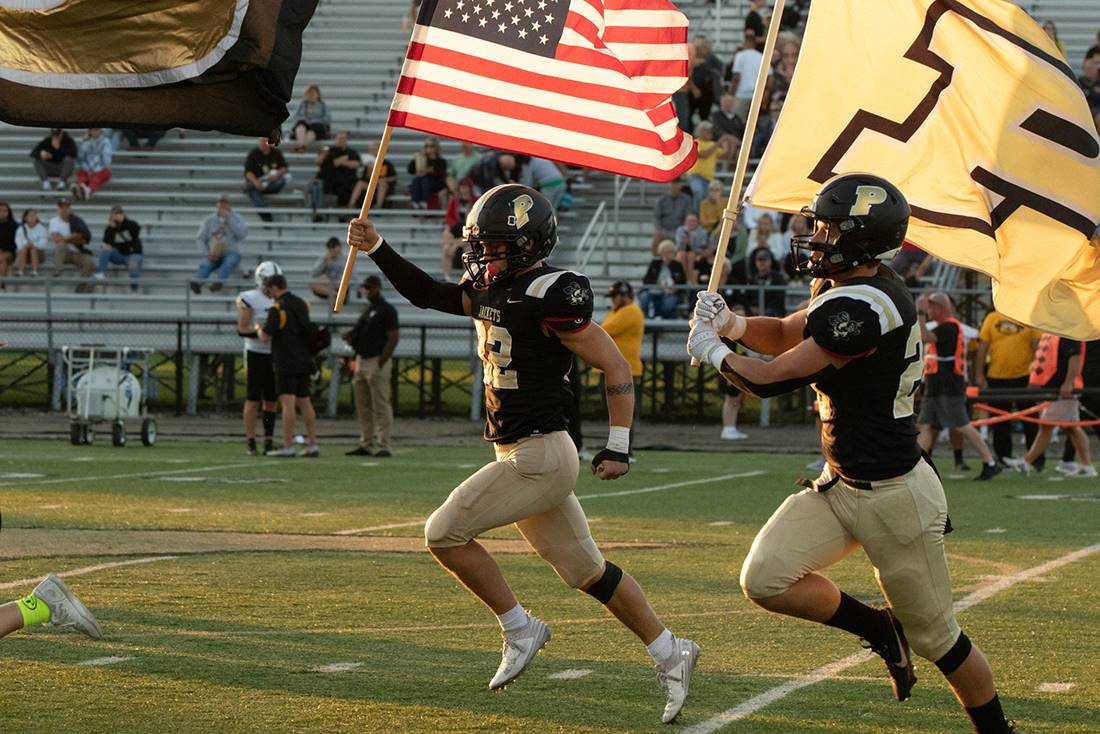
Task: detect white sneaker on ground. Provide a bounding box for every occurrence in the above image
[489,615,550,690]
[32,574,102,639]
[298,445,320,458]
[1015,461,1036,475]
[1055,461,1080,475]
[1000,457,1024,470]
[1071,464,1097,478]
[657,637,700,723]
[265,446,297,457]
[720,426,747,440]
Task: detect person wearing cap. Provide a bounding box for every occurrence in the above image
[192,195,247,293]
[343,275,400,457]
[243,137,291,222]
[308,237,343,301]
[601,281,644,459]
[96,206,143,291]
[48,198,94,290]
[30,129,78,191]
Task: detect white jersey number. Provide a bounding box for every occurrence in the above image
[476,321,517,390]
[894,323,923,418]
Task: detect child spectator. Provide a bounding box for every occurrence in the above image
[685,121,725,205]
[290,84,332,151]
[0,202,14,283]
[14,208,47,276]
[96,206,143,291]
[72,128,112,200]
[352,142,398,209]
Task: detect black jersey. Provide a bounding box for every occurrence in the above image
[462,266,593,443]
[804,265,923,481]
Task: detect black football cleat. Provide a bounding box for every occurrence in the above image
[975,462,1003,481]
[864,608,917,701]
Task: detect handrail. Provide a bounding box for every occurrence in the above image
[574,200,607,272]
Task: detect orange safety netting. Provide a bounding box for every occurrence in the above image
[972,402,1100,428]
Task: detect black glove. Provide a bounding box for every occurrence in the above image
[591,448,629,471]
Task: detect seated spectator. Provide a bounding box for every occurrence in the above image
[748,212,784,263]
[689,37,723,124]
[741,247,788,316]
[121,129,165,151]
[698,180,725,235]
[752,96,783,159]
[781,212,811,278]
[407,136,449,209]
[709,93,745,167]
[696,252,731,292]
[243,137,291,222]
[651,176,694,252]
[0,202,14,283]
[640,239,686,319]
[675,212,710,283]
[191,195,247,293]
[48,198,94,290]
[290,84,332,151]
[1088,30,1100,62]
[1079,58,1100,110]
[352,142,398,209]
[447,141,480,193]
[727,30,767,121]
[1042,20,1065,58]
[891,241,933,280]
[30,128,77,191]
[467,150,518,195]
[96,206,143,291]
[14,208,47,276]
[771,40,801,100]
[518,155,567,211]
[72,128,112,200]
[685,121,726,205]
[442,178,477,280]
[309,237,343,300]
[306,131,361,219]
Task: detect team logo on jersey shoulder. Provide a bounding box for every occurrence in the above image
[828,310,862,340]
[563,280,591,306]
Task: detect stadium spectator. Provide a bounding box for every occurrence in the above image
[916,293,1001,480]
[718,306,749,440]
[781,212,810,278]
[1078,58,1100,111]
[14,208,47,276]
[0,202,15,283]
[601,280,644,459]
[751,96,783,158]
[1059,338,1100,474]
[352,141,398,209]
[675,212,710,283]
[748,212,784,263]
[30,129,77,191]
[518,156,567,211]
[973,310,1039,466]
[243,137,290,222]
[1019,334,1093,476]
[744,0,765,46]
[237,261,281,456]
[120,129,164,151]
[1088,30,1100,61]
[0,574,101,641]
[709,93,745,167]
[344,275,399,458]
[727,30,767,121]
[1042,20,1065,58]
[407,136,449,209]
[48,198,94,290]
[307,131,361,218]
[467,150,517,195]
[447,141,480,192]
[771,40,801,100]
[891,240,933,281]
[696,252,731,292]
[442,178,477,280]
[72,128,112,201]
[685,121,725,205]
[733,247,787,316]
[640,239,686,319]
[309,237,343,301]
[651,176,694,252]
[259,273,320,457]
[191,195,247,293]
[689,37,723,124]
[698,180,725,235]
[290,84,331,151]
[96,206,142,290]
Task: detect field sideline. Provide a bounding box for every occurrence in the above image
[0,438,1097,733]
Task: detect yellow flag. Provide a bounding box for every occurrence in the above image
[745,0,1100,339]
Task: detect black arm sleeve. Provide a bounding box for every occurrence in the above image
[719,360,836,398]
[369,240,465,315]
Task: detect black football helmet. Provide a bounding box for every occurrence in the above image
[462,183,557,287]
[790,173,910,278]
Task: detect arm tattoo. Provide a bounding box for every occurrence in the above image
[605,382,634,396]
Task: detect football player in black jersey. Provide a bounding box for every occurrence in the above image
[347,184,699,723]
[687,174,1020,734]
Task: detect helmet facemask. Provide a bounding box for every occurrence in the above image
[790,209,879,278]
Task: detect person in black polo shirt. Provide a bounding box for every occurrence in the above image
[344,275,400,457]
[259,273,319,457]
[243,137,290,222]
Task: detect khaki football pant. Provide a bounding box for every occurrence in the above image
[425,430,606,589]
[740,458,961,661]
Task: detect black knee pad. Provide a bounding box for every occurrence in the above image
[934,631,972,676]
[583,561,623,604]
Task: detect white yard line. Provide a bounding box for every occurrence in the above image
[578,471,765,500]
[78,656,134,666]
[333,520,424,536]
[314,662,364,673]
[549,669,593,679]
[0,556,178,590]
[0,463,261,488]
[681,541,1100,734]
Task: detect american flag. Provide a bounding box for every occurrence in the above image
[389,0,696,181]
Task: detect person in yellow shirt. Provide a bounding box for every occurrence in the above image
[973,310,1039,465]
[698,180,725,235]
[685,121,727,205]
[602,280,644,460]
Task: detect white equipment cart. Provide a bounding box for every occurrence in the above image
[62,346,157,447]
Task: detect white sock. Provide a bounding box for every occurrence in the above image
[497,604,529,636]
[646,628,675,663]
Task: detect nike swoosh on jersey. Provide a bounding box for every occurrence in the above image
[506,298,524,304]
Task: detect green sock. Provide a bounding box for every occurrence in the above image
[16,594,51,627]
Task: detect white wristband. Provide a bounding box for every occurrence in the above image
[607,426,630,454]
[362,235,383,255]
[721,313,747,341]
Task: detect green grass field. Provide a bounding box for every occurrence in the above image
[0,439,1097,733]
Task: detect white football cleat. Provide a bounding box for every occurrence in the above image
[1054,461,1080,475]
[657,637,700,723]
[489,615,550,690]
[1071,464,1097,478]
[32,574,102,640]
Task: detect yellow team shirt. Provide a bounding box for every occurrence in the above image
[601,302,644,377]
[699,198,723,233]
[979,312,1038,379]
[686,137,719,181]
